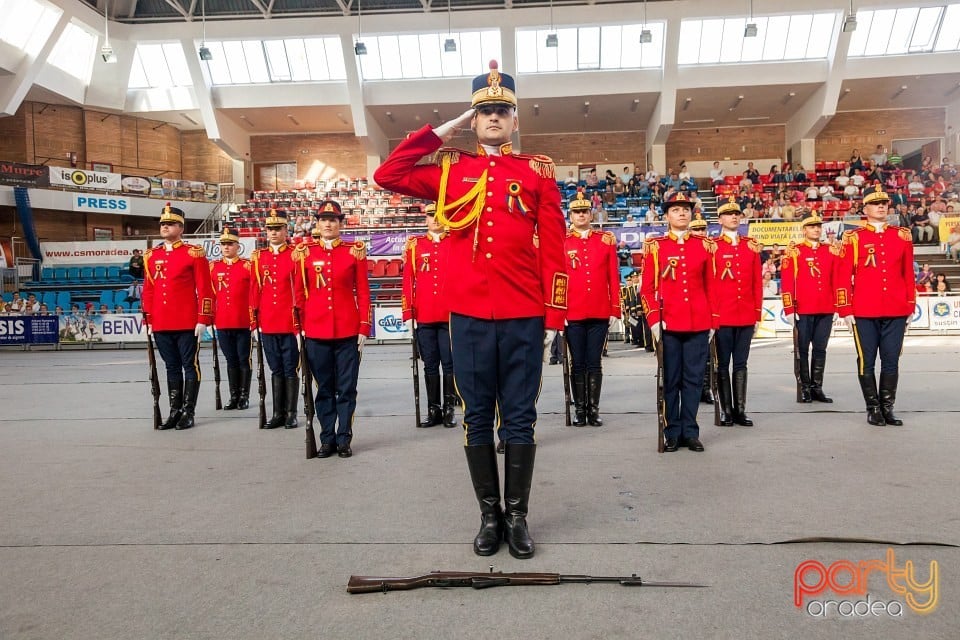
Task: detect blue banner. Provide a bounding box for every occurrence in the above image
[0,315,60,344]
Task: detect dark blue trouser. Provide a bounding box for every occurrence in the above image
[305,336,360,447]
[416,322,453,376]
[261,333,298,378]
[852,316,907,376]
[217,328,251,371]
[715,325,754,373]
[797,314,832,363]
[662,330,709,440]
[450,313,543,446]
[154,330,200,383]
[566,319,608,375]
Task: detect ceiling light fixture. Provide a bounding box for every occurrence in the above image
[683,119,715,124]
[355,0,367,55]
[843,0,858,32]
[583,101,590,116]
[729,95,744,111]
[640,0,652,43]
[100,0,116,63]
[891,85,908,100]
[546,0,558,47]
[444,0,456,53]
[737,116,770,121]
[744,0,758,38]
[533,104,540,116]
[198,0,212,61]
[682,97,692,111]
[630,98,640,112]
[385,111,394,122]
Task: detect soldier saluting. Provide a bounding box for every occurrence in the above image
[374,61,567,559]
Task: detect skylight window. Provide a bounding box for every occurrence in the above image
[516,24,664,73]
[0,0,62,56]
[848,6,951,56]
[356,30,500,80]
[678,13,837,64]
[47,22,96,83]
[203,37,346,85]
[129,43,192,89]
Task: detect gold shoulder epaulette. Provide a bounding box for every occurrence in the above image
[701,237,717,254]
[144,247,155,261]
[526,154,555,179]
[842,229,857,244]
[250,249,260,261]
[601,230,616,245]
[292,243,309,261]
[434,148,463,166]
[404,236,418,253]
[747,237,762,253]
[350,241,367,261]
[898,227,912,242]
[642,236,659,255]
[243,259,252,270]
[829,242,844,257]
[188,244,205,258]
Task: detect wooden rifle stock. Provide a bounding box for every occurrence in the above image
[655,299,666,452]
[560,333,572,426]
[145,323,162,430]
[211,326,222,410]
[255,313,267,429]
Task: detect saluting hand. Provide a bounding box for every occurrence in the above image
[434,108,475,143]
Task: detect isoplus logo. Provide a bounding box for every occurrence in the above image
[794,548,938,617]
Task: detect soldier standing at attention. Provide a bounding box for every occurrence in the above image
[688,217,715,406]
[296,201,371,458]
[250,210,303,429]
[639,193,717,452]
[836,185,915,426]
[780,213,839,404]
[564,190,621,427]
[402,204,457,429]
[712,198,762,427]
[142,204,214,430]
[210,227,255,410]
[374,61,567,559]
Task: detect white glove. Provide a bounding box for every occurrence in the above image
[357,334,366,353]
[833,313,839,322]
[708,328,715,342]
[843,316,856,331]
[433,108,475,142]
[146,324,153,336]
[543,329,557,363]
[787,314,796,327]
[650,323,662,344]
[609,316,618,328]
[905,314,913,328]
[194,323,207,338]
[404,319,414,333]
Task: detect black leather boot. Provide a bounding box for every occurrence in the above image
[238,369,251,410]
[700,361,713,404]
[732,369,754,426]
[571,372,587,427]
[810,356,833,403]
[503,443,536,559]
[879,373,902,426]
[797,358,812,403]
[160,379,183,430]
[419,374,443,428]
[176,379,199,430]
[858,373,885,426]
[716,370,733,426]
[586,371,604,427]
[464,445,503,556]
[223,367,241,410]
[264,375,285,429]
[284,377,299,428]
[442,373,458,428]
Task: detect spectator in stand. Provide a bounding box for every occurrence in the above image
[738,173,753,191]
[947,226,960,262]
[916,263,934,289]
[114,304,125,314]
[605,169,618,183]
[887,149,903,168]
[623,214,638,228]
[819,183,839,202]
[804,182,820,201]
[843,181,860,200]
[885,173,901,192]
[54,305,63,315]
[794,164,808,183]
[744,162,760,185]
[586,168,599,187]
[710,161,725,185]
[835,171,851,190]
[911,209,934,243]
[762,272,779,297]
[908,174,925,197]
[921,155,934,178]
[38,303,50,315]
[850,168,866,188]
[932,175,950,196]
[870,145,887,169]
[128,248,145,280]
[781,162,795,183]
[98,303,110,315]
[782,200,798,220]
[789,187,806,205]
[769,165,785,184]
[616,241,632,266]
[742,202,758,219]
[8,291,26,313]
[602,186,617,206]
[564,170,578,188]
[848,149,864,175]
[621,166,632,183]
[934,273,951,294]
[613,177,626,195]
[590,190,602,212]
[761,257,777,279]
[24,293,40,313]
[124,279,143,303]
[865,163,883,184]
[645,165,659,185]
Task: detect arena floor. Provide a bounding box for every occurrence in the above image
[1,335,957,639]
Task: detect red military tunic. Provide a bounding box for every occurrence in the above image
[373,125,568,330]
[779,240,840,316]
[564,228,621,321]
[713,234,763,327]
[210,257,254,330]
[142,241,214,331]
[401,232,451,324]
[294,239,372,339]
[639,231,718,331]
[250,244,302,334]
[835,224,915,318]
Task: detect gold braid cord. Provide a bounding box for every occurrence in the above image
[435,153,487,230]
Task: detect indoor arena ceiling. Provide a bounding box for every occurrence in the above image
[83,0,659,23]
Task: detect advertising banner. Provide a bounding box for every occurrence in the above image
[911,298,929,329]
[41,240,147,265]
[0,161,49,187]
[372,306,411,340]
[72,193,131,214]
[121,175,152,196]
[938,215,960,244]
[49,167,122,191]
[0,315,59,344]
[182,237,257,261]
[928,296,960,330]
[758,297,790,336]
[747,221,804,247]
[58,312,148,344]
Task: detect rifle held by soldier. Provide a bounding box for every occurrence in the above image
[294,308,318,459]
[255,312,267,429]
[145,318,162,430]
[411,324,421,428]
[560,333,572,426]
[211,326,222,410]
[655,299,666,453]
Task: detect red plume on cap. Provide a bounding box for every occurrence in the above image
[489,60,498,70]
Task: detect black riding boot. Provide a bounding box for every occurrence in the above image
[503,443,536,559]
[797,358,812,403]
[176,379,199,430]
[700,361,713,404]
[732,369,754,426]
[238,369,251,410]
[223,367,241,410]
[264,375,285,429]
[571,372,587,427]
[442,373,458,428]
[716,370,733,426]
[879,373,903,426]
[284,377,299,428]
[419,374,443,428]
[586,372,604,427]
[858,373,885,426]
[160,379,183,430]
[464,445,503,556]
[810,356,832,403]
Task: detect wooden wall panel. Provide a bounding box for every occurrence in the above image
[30,103,85,169]
[181,130,234,184]
[0,104,28,162]
[815,108,945,161]
[665,126,786,172]
[83,111,123,169]
[135,118,181,176]
[250,133,367,183]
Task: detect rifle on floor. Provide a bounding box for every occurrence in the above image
[145,321,162,430]
[560,332,572,426]
[347,570,707,594]
[710,335,720,426]
[411,326,421,428]
[655,299,666,453]
[211,326,222,410]
[294,309,318,459]
[255,313,267,429]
